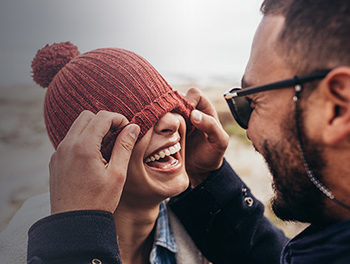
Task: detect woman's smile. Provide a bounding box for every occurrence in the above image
[144,142,183,172]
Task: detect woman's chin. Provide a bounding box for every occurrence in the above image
[165,172,190,198]
[151,171,190,199]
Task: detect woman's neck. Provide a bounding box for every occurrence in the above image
[113,200,160,264]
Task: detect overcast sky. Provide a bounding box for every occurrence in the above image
[0,0,262,86]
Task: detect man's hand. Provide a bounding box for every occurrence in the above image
[185,88,229,187]
[49,110,140,214]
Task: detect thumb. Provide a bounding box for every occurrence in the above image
[191,110,229,149]
[108,124,140,174]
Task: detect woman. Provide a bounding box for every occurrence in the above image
[0,42,209,264]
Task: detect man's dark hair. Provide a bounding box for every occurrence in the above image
[260,0,350,75]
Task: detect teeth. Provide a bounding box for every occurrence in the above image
[169,146,176,154]
[145,142,181,163]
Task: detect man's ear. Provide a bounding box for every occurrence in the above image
[322,67,350,145]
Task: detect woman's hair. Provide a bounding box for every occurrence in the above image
[32,42,193,160]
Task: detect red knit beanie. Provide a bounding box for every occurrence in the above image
[31,42,193,161]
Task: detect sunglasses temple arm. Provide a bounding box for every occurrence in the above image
[225,70,330,98]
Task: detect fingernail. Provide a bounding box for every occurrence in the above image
[192,110,202,123]
[128,124,140,140]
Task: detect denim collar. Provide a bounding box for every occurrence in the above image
[149,201,177,264]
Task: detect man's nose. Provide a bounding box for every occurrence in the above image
[154,112,181,135]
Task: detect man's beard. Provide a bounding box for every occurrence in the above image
[260,107,326,224]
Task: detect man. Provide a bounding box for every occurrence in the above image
[27,0,350,263]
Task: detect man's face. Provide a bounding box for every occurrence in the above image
[244,15,325,223]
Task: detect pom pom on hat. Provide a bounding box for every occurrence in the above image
[31,42,80,88]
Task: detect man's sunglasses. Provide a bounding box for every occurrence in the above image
[223,70,331,129]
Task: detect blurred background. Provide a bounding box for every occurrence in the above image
[0,0,306,236]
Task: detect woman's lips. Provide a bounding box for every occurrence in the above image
[144,152,183,173]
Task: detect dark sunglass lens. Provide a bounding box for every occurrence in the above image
[230,96,252,129]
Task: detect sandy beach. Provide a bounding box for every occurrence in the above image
[0,83,306,237]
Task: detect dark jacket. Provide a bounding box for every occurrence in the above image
[281,219,350,264]
[27,160,350,264]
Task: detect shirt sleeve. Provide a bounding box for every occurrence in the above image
[27,210,122,264]
[168,159,289,264]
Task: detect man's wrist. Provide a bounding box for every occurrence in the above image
[188,158,225,187]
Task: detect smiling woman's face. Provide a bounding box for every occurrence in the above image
[121,112,189,206]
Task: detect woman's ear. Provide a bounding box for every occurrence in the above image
[322,67,350,145]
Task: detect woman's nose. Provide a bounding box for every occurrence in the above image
[154,112,181,135]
